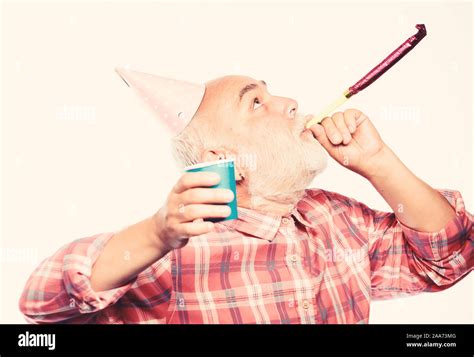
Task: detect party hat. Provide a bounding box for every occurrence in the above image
[115,67,206,136]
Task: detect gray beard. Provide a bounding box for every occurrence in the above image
[247,155,327,211]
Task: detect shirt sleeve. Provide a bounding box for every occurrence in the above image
[19,232,136,323]
[359,189,473,299]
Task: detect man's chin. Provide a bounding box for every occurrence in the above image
[288,162,327,193]
[305,148,329,175]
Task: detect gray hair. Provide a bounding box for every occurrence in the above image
[170,114,225,169]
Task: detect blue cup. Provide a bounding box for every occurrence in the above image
[184,159,238,222]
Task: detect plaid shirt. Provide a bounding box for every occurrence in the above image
[20,188,472,324]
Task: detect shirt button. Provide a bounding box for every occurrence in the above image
[302,300,311,310]
[290,254,298,263]
[281,217,291,225]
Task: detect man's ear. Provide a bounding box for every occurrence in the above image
[201,149,246,182]
[201,150,222,162]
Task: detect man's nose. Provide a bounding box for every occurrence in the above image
[272,97,298,119]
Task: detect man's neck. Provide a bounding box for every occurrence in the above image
[236,187,305,216]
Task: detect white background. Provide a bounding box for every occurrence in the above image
[1,0,472,323]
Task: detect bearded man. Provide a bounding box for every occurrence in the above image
[19,69,472,324]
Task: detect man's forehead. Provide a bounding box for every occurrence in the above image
[206,75,264,92]
[203,75,266,108]
[194,75,268,130]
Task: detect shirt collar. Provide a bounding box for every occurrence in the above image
[218,193,317,242]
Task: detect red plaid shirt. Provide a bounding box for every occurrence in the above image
[20,188,472,324]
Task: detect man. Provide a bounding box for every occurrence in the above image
[19,69,472,324]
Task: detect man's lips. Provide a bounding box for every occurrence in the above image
[304,115,316,128]
[301,128,313,138]
[299,115,316,135]
[295,114,315,135]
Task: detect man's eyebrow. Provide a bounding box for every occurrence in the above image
[238,80,267,102]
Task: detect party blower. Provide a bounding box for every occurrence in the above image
[305,24,427,128]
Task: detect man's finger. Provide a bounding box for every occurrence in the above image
[310,122,334,152]
[174,171,221,194]
[179,221,215,237]
[320,116,343,145]
[332,112,352,145]
[343,110,357,134]
[178,203,231,222]
[344,108,367,127]
[181,188,234,204]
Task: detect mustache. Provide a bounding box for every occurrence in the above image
[292,113,312,135]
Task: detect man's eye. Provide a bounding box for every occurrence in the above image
[252,98,263,110]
